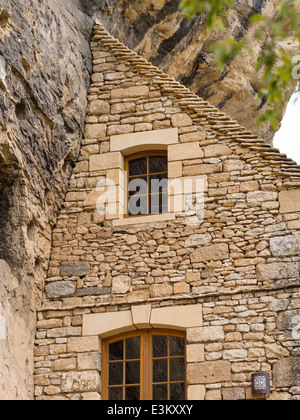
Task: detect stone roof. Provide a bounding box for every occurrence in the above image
[94,20,300,188]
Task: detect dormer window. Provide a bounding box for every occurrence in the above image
[125,152,168,217]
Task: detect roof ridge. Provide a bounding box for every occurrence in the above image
[93,20,300,185]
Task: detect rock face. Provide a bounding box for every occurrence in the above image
[0,0,96,399]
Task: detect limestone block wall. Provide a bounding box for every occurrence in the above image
[34,23,300,400]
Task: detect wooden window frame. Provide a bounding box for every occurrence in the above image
[102,329,186,401]
[124,151,168,218]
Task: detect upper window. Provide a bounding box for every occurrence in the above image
[102,330,186,401]
[125,152,168,217]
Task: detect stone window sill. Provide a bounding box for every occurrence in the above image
[112,213,175,227]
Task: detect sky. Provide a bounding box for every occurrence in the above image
[273,90,300,164]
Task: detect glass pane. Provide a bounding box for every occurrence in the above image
[153,335,168,358]
[153,359,168,383]
[125,386,140,400]
[150,194,168,215]
[170,358,185,382]
[170,383,185,400]
[109,362,123,386]
[150,175,168,194]
[153,384,168,400]
[126,336,140,360]
[126,361,140,384]
[149,156,167,174]
[129,158,147,176]
[109,340,123,361]
[108,387,123,400]
[128,177,147,197]
[128,195,148,216]
[169,336,185,357]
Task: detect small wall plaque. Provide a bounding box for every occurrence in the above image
[251,372,270,395]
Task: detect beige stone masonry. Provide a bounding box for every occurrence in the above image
[85,123,106,140]
[111,85,149,99]
[187,361,231,385]
[279,189,300,213]
[168,161,182,178]
[112,212,175,227]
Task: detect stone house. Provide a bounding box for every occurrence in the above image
[34,21,300,400]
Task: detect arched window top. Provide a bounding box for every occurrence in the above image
[102,330,186,401]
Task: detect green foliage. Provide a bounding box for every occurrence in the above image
[179,0,300,129]
[179,0,232,28]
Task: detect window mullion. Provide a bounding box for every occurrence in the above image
[144,331,152,400]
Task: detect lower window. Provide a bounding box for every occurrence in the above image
[102,330,186,400]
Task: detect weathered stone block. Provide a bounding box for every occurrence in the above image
[77,286,110,296]
[247,191,278,203]
[186,344,204,363]
[187,326,224,343]
[107,124,134,136]
[60,261,90,277]
[111,85,149,99]
[187,361,231,384]
[222,387,245,401]
[111,102,136,114]
[65,191,86,202]
[171,113,192,127]
[78,353,101,371]
[45,281,76,299]
[223,349,248,360]
[112,275,131,294]
[279,189,300,213]
[149,283,173,298]
[89,100,110,115]
[85,123,106,139]
[52,358,76,372]
[61,371,100,393]
[180,131,207,143]
[256,262,299,280]
[90,152,123,171]
[67,336,100,353]
[184,233,212,247]
[191,243,229,263]
[240,181,259,192]
[273,357,300,388]
[187,385,206,400]
[276,309,300,332]
[168,142,203,161]
[182,163,222,176]
[168,161,182,178]
[270,234,300,257]
[204,144,232,158]
[223,159,245,171]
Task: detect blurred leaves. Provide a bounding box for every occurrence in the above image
[179,0,300,129]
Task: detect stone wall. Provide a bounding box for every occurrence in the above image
[34,23,300,400]
[0,0,297,399]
